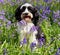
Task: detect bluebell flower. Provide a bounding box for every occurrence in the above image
[46,6,50,10]
[23,38,27,44]
[43,0,52,3]
[30,42,36,51]
[43,6,51,15]
[15,0,21,4]
[0,0,4,3]
[20,38,27,46]
[35,26,39,30]
[58,22,60,25]
[7,0,15,6]
[40,13,48,19]
[53,19,58,22]
[19,0,27,4]
[45,7,51,14]
[55,48,60,55]
[7,21,11,25]
[53,10,60,19]
[36,5,44,11]
[6,21,11,28]
[10,2,15,6]
[0,15,5,20]
[30,26,38,32]
[20,41,23,45]
[19,20,27,25]
[0,10,5,15]
[38,37,45,47]
[30,42,36,47]
[44,0,48,3]
[40,6,51,19]
[7,0,11,2]
[7,0,12,4]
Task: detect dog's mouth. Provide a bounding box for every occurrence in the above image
[24,16,31,19]
[23,16,32,22]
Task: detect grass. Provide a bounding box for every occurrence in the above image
[0,0,60,55]
[0,20,60,55]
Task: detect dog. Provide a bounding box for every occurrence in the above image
[15,3,43,47]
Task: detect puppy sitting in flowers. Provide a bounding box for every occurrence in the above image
[15,3,45,48]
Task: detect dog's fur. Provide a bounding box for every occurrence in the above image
[15,3,41,45]
[15,3,39,26]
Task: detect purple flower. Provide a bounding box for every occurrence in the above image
[0,10,5,15]
[53,19,58,22]
[7,0,11,4]
[30,26,37,32]
[20,0,26,3]
[30,42,36,51]
[36,5,44,11]
[55,48,60,55]
[0,0,4,3]
[40,6,51,19]
[0,15,5,20]
[7,21,11,25]
[30,42,36,47]
[53,10,60,19]
[43,0,52,3]
[7,0,16,6]
[38,37,45,47]
[20,41,23,45]
[19,20,27,25]
[20,38,27,45]
[11,2,15,6]
[16,0,20,4]
[23,38,27,44]
[35,26,39,30]
[58,22,60,25]
[6,21,11,27]
[44,0,48,2]
[43,6,51,14]
[40,13,48,19]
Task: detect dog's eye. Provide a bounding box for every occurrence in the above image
[22,6,26,10]
[28,6,33,11]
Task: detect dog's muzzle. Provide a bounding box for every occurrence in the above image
[23,13,31,19]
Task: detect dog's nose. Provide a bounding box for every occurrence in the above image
[24,13,28,15]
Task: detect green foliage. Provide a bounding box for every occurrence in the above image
[0,0,60,55]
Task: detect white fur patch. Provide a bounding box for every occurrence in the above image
[20,3,33,9]
[17,20,38,44]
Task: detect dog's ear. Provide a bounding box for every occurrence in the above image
[32,7,39,26]
[15,5,22,21]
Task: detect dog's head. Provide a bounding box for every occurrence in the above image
[15,3,39,26]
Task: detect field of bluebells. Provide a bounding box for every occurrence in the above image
[0,0,60,55]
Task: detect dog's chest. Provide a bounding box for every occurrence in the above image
[17,22,38,43]
[17,22,37,33]
[21,23,34,33]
